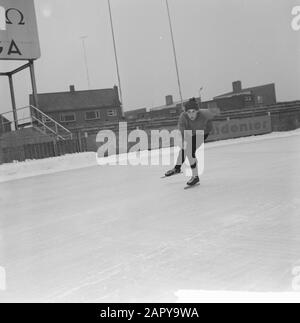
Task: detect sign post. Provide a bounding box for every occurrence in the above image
[8,73,18,129]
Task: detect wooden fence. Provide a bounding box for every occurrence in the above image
[0,138,87,164]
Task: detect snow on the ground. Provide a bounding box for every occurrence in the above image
[175,290,300,303]
[0,129,300,302]
[1,128,300,183]
[0,151,97,183]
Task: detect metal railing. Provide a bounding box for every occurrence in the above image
[0,105,72,140]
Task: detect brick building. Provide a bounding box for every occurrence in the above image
[125,81,277,121]
[125,108,148,121]
[30,85,122,132]
[125,95,185,121]
[212,81,276,111]
[0,115,12,135]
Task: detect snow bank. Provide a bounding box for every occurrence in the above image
[175,290,300,303]
[0,152,97,183]
[1,128,300,183]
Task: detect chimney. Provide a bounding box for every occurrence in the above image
[232,81,242,93]
[113,85,119,99]
[69,85,75,92]
[165,95,174,106]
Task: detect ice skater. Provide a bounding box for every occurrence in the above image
[164,98,220,187]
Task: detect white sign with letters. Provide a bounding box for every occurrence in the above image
[0,0,41,60]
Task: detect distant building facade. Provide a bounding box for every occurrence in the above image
[125,81,277,122]
[125,95,185,121]
[30,85,122,131]
[212,81,276,111]
[125,108,148,121]
[0,115,12,135]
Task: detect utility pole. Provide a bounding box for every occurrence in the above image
[165,0,184,110]
[108,0,124,117]
[80,36,91,90]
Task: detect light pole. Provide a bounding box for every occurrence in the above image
[80,36,91,90]
[165,0,184,110]
[107,0,124,117]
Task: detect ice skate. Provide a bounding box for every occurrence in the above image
[186,176,200,187]
[163,166,182,178]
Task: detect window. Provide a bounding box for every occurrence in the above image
[85,111,101,121]
[208,102,218,110]
[60,113,76,123]
[245,96,252,102]
[257,96,264,104]
[107,109,117,117]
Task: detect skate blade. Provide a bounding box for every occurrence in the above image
[184,183,200,190]
[161,172,183,179]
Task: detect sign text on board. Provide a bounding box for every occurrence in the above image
[0,0,40,60]
[0,5,24,56]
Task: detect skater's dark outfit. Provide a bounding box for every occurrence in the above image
[165,98,217,186]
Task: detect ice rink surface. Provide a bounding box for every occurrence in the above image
[0,132,300,302]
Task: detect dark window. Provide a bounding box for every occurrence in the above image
[107,109,117,117]
[257,96,264,104]
[60,113,76,123]
[85,111,101,121]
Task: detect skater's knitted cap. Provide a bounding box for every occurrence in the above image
[184,98,199,111]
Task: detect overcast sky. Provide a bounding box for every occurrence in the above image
[0,0,299,114]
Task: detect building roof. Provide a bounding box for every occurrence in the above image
[0,115,11,123]
[214,83,275,100]
[150,99,188,111]
[125,108,147,116]
[214,91,252,100]
[30,87,121,113]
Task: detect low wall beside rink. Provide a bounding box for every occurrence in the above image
[84,115,273,156]
[1,101,300,164]
[207,115,272,141]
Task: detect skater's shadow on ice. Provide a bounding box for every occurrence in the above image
[162,180,184,186]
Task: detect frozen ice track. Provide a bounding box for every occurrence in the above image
[0,133,299,302]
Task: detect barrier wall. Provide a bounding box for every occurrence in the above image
[0,138,85,164]
[85,116,272,156]
[208,116,272,141]
[0,114,290,164]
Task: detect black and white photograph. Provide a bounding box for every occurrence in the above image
[0,0,300,305]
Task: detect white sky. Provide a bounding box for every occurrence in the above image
[0,0,299,114]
